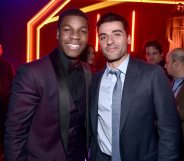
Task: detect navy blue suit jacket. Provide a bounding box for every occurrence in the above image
[89,57,180,161]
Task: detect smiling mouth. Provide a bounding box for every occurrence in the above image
[66,44,80,50]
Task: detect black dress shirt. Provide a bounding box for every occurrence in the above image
[58,48,85,107]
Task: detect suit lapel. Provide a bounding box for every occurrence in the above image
[49,48,70,153]
[90,70,104,139]
[176,83,184,106]
[120,57,141,133]
[81,63,92,148]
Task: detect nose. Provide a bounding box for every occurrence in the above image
[107,35,114,45]
[70,31,80,40]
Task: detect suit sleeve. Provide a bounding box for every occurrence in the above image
[153,66,180,161]
[4,64,40,161]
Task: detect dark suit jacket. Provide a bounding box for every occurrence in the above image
[4,48,91,161]
[0,58,14,101]
[0,58,14,155]
[89,57,180,161]
[176,83,184,160]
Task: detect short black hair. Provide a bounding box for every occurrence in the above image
[144,40,163,54]
[96,12,130,35]
[57,8,88,30]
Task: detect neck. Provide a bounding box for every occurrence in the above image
[108,54,128,69]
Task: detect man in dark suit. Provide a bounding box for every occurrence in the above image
[4,9,91,161]
[89,12,180,161]
[165,48,184,161]
[0,43,15,160]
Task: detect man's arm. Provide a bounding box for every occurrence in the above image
[4,64,40,161]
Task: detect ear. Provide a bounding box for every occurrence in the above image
[56,30,59,40]
[127,35,131,45]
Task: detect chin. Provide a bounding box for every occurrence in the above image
[68,53,81,59]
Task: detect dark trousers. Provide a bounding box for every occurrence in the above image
[96,144,111,161]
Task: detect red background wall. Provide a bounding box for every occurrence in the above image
[1,0,182,69]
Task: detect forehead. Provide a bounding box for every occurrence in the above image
[61,15,88,28]
[166,52,172,60]
[98,21,124,33]
[145,46,159,54]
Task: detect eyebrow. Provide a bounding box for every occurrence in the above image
[62,24,88,29]
[146,51,159,55]
[99,29,123,37]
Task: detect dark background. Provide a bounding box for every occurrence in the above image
[1,0,183,70]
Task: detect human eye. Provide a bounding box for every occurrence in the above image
[114,32,122,37]
[100,35,107,41]
[63,26,71,32]
[153,52,159,55]
[80,28,88,34]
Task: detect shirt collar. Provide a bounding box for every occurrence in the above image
[174,77,184,84]
[58,47,81,72]
[105,54,130,77]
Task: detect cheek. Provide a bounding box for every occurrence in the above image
[146,55,149,59]
[99,41,106,49]
[168,66,172,72]
[154,55,160,60]
[59,33,67,43]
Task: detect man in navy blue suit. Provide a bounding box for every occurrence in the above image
[89,12,180,161]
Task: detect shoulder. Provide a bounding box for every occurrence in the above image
[81,61,91,71]
[92,68,105,82]
[128,57,168,85]
[0,58,13,67]
[18,56,50,72]
[129,57,164,73]
[21,48,59,70]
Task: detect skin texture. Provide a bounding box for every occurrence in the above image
[165,53,176,77]
[145,46,163,64]
[57,15,88,59]
[98,21,131,69]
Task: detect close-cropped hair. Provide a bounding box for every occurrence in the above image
[170,48,184,62]
[57,8,88,30]
[96,12,130,35]
[144,40,163,54]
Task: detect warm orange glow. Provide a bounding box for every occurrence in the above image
[47,1,122,24]
[26,0,57,62]
[95,14,100,52]
[106,0,183,4]
[36,0,70,59]
[131,10,135,52]
[27,0,183,62]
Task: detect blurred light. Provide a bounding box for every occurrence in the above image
[26,0,57,62]
[131,10,135,52]
[95,14,100,52]
[106,0,183,4]
[27,0,183,62]
[36,0,70,59]
[80,1,123,12]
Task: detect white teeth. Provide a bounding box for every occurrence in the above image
[67,44,80,49]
